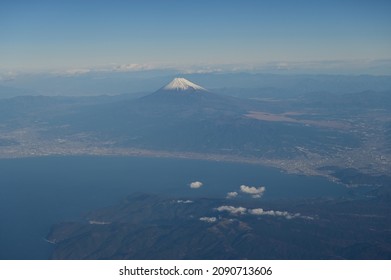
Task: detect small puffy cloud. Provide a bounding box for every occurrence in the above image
[226,192,238,199]
[240,185,266,198]
[248,208,312,220]
[216,205,247,215]
[249,208,289,217]
[199,217,217,223]
[176,200,193,204]
[190,181,203,189]
[248,208,265,215]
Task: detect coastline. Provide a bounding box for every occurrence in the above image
[0,145,345,186]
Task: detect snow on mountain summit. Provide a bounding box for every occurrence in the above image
[163,78,206,91]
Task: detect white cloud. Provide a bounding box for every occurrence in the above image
[62,68,91,76]
[248,208,312,220]
[113,63,154,72]
[180,67,223,74]
[240,185,266,198]
[190,181,203,189]
[216,205,247,215]
[199,217,217,223]
[0,71,17,81]
[226,192,238,199]
[176,200,193,204]
[216,205,310,219]
[248,208,265,215]
[249,208,290,217]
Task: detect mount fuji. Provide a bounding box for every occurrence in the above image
[63,77,243,121]
[139,77,230,107]
[58,77,256,152]
[161,77,207,92]
[146,77,211,100]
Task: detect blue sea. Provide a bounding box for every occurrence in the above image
[0,156,347,259]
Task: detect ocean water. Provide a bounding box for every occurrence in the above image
[0,156,347,259]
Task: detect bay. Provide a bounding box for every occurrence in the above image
[0,156,347,259]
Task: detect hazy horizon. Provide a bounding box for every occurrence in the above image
[1,0,391,75]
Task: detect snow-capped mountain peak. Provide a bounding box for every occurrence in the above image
[163,78,206,91]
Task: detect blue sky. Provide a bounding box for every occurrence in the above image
[1,0,390,74]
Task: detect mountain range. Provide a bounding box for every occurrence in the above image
[0,77,390,186]
[47,192,391,259]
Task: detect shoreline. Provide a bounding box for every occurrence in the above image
[0,146,346,187]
